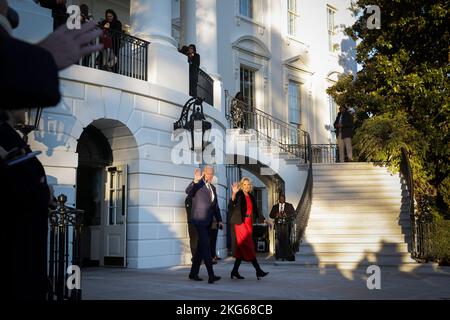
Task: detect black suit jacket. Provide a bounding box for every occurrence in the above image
[228,190,262,225]
[269,202,295,219]
[333,111,354,139]
[0,26,60,110]
[185,180,222,226]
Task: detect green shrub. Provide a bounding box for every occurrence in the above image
[430,218,450,266]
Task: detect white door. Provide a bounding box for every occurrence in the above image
[103,165,128,267]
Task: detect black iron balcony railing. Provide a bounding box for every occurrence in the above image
[195,68,214,106]
[225,93,309,162]
[79,29,149,81]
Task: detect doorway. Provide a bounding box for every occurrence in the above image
[76,125,113,267]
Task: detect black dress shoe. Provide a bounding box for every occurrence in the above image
[230,271,245,279]
[208,275,221,284]
[256,270,269,280]
[189,274,203,281]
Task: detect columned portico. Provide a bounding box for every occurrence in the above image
[130,0,189,93]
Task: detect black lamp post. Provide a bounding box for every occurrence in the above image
[173,97,212,152]
[14,107,43,143]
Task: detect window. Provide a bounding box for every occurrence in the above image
[240,65,256,108]
[287,0,299,37]
[288,81,301,125]
[327,6,336,52]
[240,0,253,18]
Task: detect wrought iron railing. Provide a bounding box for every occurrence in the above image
[225,93,309,162]
[79,29,149,81]
[400,147,434,262]
[196,69,214,106]
[48,194,83,301]
[289,133,313,254]
[311,144,338,163]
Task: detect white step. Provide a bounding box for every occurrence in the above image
[299,243,410,254]
[313,176,399,184]
[314,170,397,177]
[313,180,400,187]
[307,219,410,228]
[310,208,409,215]
[313,185,404,192]
[313,164,389,169]
[313,193,402,200]
[304,228,406,235]
[304,234,408,243]
[295,252,416,264]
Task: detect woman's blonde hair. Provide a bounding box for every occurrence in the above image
[239,177,253,192]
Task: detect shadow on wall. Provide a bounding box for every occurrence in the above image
[339,36,357,75]
[34,103,76,156]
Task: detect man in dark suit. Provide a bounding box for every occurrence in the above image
[185,166,223,284]
[270,193,295,261]
[333,106,354,162]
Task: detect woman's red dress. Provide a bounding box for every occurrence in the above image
[233,194,256,261]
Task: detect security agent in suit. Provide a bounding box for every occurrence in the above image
[270,193,296,261]
[185,166,223,284]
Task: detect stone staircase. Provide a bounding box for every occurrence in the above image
[297,162,417,269]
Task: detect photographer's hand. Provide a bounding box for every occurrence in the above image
[38,21,103,70]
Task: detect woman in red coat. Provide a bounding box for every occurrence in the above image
[228,177,269,280]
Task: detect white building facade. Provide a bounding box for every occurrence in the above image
[9,0,356,269]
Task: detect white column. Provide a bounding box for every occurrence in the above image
[130,0,189,93]
[181,0,222,109]
[9,0,53,43]
[130,0,175,46]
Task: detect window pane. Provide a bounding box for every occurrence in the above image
[240,65,255,108]
[240,0,253,18]
[288,81,301,125]
[116,189,123,224]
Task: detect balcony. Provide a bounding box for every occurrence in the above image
[80,29,150,81]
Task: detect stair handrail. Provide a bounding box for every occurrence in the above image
[225,91,309,160]
[399,147,433,261]
[290,132,313,253]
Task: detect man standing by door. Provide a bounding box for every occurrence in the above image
[185,166,223,284]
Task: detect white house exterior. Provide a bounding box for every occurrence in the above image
[9,0,356,269]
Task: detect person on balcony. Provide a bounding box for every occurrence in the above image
[187,44,200,97]
[230,91,245,129]
[228,177,269,280]
[80,4,94,67]
[333,106,354,162]
[37,0,68,30]
[99,9,122,72]
[270,193,295,261]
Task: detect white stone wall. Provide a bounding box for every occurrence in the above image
[215,0,356,143]
[28,65,229,269]
[9,0,357,269]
